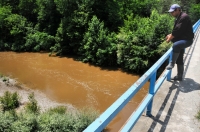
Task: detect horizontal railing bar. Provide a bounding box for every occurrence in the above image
[120,94,153,132]
[193,19,200,32]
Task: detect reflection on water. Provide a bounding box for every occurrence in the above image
[0,51,149,131]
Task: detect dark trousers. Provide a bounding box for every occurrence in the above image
[173,40,193,53]
[172,39,193,65]
[176,49,184,65]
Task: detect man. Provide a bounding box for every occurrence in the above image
[165,4,194,81]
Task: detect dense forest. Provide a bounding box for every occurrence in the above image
[0,0,200,74]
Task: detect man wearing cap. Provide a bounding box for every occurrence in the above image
[165,4,194,81]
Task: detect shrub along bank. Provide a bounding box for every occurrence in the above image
[0,74,99,132]
[0,91,99,132]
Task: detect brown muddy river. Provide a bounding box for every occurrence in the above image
[0,51,149,131]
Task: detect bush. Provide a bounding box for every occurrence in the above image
[0,111,16,132]
[80,15,117,66]
[74,107,100,132]
[195,106,200,121]
[189,4,200,24]
[4,14,30,51]
[116,10,173,73]
[38,106,99,132]
[0,92,100,131]
[47,106,67,114]
[156,41,172,55]
[38,112,75,132]
[116,15,151,73]
[196,109,200,121]
[24,93,40,114]
[0,6,12,51]
[11,113,39,132]
[25,31,55,52]
[2,76,8,82]
[0,91,20,111]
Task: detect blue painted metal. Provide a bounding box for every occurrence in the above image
[146,71,156,115]
[166,51,172,81]
[119,94,153,132]
[83,19,200,132]
[193,19,200,33]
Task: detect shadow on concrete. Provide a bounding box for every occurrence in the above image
[179,78,200,93]
[146,78,200,132]
[146,81,179,132]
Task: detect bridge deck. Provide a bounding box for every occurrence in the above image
[130,29,200,132]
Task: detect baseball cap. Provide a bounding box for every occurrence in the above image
[168,4,181,13]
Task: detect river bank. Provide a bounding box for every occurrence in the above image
[0,76,75,112]
[0,76,100,132]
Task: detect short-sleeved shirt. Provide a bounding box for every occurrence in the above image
[172,12,194,42]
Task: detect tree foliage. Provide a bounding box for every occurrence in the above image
[54,0,93,55]
[18,0,38,23]
[189,4,200,23]
[0,6,12,48]
[116,10,173,73]
[80,16,117,66]
[36,0,61,35]
[0,0,19,13]
[5,14,28,50]
[0,0,199,73]
[25,30,55,52]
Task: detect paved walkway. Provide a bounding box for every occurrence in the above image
[131,28,200,132]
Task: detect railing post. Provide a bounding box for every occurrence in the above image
[167,52,172,81]
[146,72,156,116]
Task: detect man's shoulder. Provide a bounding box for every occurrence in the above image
[179,12,191,22]
[181,12,190,19]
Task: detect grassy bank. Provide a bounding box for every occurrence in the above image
[0,74,99,132]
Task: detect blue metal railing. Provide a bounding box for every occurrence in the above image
[83,19,200,132]
[193,19,200,33]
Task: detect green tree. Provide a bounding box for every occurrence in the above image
[150,9,173,49]
[117,18,150,73]
[117,0,159,19]
[179,0,195,12]
[66,0,94,54]
[25,30,55,52]
[116,10,173,73]
[90,0,122,31]
[0,6,12,50]
[80,16,117,66]
[0,0,19,13]
[36,0,61,35]
[189,4,200,24]
[54,0,93,55]
[0,111,15,132]
[4,14,31,51]
[18,0,38,23]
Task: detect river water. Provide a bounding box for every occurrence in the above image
[0,51,149,131]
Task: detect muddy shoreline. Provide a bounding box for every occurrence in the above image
[0,77,75,112]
